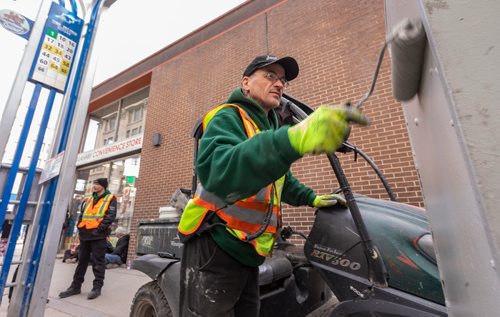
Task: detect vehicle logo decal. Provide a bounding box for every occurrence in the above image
[311,244,361,271]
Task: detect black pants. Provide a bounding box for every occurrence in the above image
[180,232,260,317]
[70,238,107,290]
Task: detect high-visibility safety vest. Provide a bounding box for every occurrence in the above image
[78,194,114,229]
[178,104,285,257]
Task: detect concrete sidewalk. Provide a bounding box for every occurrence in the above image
[1,253,337,316]
[1,259,151,316]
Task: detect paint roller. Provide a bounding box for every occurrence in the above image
[390,18,427,101]
[354,17,427,108]
[281,18,427,134]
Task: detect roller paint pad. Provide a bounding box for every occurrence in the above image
[390,18,427,101]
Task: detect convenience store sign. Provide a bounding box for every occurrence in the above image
[76,135,143,167]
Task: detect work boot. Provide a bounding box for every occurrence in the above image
[87,288,101,300]
[58,287,81,298]
[105,263,119,269]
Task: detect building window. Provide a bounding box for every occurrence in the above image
[128,107,143,124]
[126,126,142,138]
[103,136,114,145]
[104,116,117,132]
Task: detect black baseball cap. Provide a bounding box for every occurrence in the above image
[93,178,108,189]
[243,55,299,81]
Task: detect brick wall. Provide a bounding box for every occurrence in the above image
[128,0,423,256]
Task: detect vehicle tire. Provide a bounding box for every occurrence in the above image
[130,281,172,317]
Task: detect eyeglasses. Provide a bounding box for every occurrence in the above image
[262,71,289,88]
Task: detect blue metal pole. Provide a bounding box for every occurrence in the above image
[20,2,103,314]
[59,2,102,151]
[70,0,78,15]
[0,89,57,305]
[0,84,42,233]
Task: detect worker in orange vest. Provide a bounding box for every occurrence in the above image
[178,55,368,316]
[59,178,117,300]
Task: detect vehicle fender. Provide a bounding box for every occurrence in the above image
[131,254,180,280]
[157,260,181,316]
[131,254,182,316]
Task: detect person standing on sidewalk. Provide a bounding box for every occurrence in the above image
[59,178,117,300]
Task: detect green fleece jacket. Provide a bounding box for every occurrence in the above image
[198,88,316,266]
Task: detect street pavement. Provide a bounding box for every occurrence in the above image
[1,257,150,317]
[0,249,337,316]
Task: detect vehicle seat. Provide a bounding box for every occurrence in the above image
[258,256,292,286]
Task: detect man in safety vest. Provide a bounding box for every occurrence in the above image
[178,55,368,317]
[59,178,117,300]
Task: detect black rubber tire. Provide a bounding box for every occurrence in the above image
[130,281,172,317]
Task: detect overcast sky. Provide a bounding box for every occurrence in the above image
[0,0,246,115]
[92,0,247,84]
[0,0,246,164]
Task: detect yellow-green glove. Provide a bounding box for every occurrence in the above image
[312,194,347,208]
[287,104,369,155]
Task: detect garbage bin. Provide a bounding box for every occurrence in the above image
[136,218,183,258]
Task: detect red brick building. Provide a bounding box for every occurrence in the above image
[85,0,422,257]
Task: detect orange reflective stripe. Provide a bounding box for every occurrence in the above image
[234,200,279,212]
[265,185,272,201]
[242,119,256,137]
[233,106,259,134]
[192,195,220,212]
[218,211,277,234]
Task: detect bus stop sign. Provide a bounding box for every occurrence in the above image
[28,2,83,93]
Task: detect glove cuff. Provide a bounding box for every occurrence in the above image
[312,196,320,207]
[287,126,305,156]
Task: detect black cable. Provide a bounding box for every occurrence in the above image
[243,184,276,242]
[343,142,397,202]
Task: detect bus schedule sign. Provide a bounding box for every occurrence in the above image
[29,2,83,92]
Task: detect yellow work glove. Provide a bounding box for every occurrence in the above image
[312,194,347,208]
[287,104,369,155]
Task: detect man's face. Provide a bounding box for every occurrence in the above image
[93,183,104,193]
[242,63,287,113]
